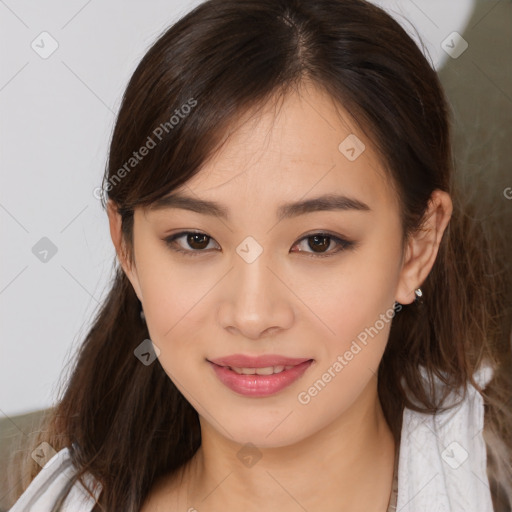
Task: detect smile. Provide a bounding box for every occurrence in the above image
[207,357,314,397]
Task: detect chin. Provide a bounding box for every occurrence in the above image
[207,412,315,450]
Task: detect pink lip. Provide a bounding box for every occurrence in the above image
[207,355,314,397]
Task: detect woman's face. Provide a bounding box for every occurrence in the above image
[117,82,410,447]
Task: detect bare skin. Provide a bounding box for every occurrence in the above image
[108,80,453,511]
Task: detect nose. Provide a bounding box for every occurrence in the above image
[217,247,294,340]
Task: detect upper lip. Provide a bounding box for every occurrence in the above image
[208,354,313,368]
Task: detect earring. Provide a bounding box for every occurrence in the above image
[394,287,424,308]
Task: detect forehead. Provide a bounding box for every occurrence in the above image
[148,81,399,219]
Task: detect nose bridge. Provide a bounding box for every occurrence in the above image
[220,234,292,338]
[234,234,276,304]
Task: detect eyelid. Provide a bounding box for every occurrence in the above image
[163,230,355,258]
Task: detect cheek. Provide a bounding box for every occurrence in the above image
[134,242,212,338]
[296,235,401,401]
[302,239,400,354]
[134,252,223,397]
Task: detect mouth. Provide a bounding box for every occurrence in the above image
[206,356,314,397]
[222,364,297,375]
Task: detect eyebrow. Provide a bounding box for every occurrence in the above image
[148,192,371,221]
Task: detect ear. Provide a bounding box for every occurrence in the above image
[106,200,144,302]
[395,189,453,304]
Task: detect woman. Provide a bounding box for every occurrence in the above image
[8,0,512,510]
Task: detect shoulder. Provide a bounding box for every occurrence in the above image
[8,446,102,512]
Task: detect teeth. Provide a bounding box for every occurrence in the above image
[229,365,294,375]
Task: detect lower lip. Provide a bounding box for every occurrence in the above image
[208,360,314,397]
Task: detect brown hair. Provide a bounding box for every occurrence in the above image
[13,0,512,510]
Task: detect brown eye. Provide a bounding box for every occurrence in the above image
[291,232,355,258]
[308,235,331,253]
[164,231,219,256]
[185,233,210,250]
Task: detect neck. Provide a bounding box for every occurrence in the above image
[182,378,397,512]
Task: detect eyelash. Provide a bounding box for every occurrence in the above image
[163,231,355,258]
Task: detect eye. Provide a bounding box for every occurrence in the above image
[290,232,355,258]
[163,231,355,258]
[164,231,220,257]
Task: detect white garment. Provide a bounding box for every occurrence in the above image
[7,447,101,512]
[8,366,495,512]
[396,364,495,512]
